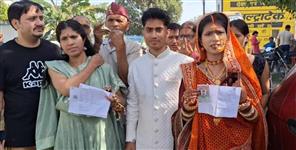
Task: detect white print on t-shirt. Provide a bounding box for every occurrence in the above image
[22,61,46,89]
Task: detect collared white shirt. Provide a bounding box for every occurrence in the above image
[99,37,143,74]
[126,49,193,150]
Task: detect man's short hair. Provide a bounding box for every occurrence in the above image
[168,23,181,31]
[181,21,196,33]
[285,25,291,30]
[141,8,170,27]
[72,16,90,22]
[252,31,258,35]
[8,1,43,29]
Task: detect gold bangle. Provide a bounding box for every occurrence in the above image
[182,116,191,122]
[239,101,251,111]
[181,108,195,118]
[245,108,258,121]
[182,106,195,114]
[181,108,195,119]
[239,105,255,118]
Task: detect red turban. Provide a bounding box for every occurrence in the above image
[106,2,129,20]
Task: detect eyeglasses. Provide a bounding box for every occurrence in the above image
[179,34,195,40]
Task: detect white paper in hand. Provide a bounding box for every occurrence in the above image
[68,84,111,118]
[197,85,214,116]
[216,85,241,118]
[197,84,241,118]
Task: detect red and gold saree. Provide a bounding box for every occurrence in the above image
[172,13,267,150]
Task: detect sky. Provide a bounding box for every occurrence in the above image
[180,0,218,23]
[89,0,218,23]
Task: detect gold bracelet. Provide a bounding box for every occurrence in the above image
[239,101,251,112]
[182,116,191,122]
[181,108,195,119]
[181,108,195,118]
[182,108,195,114]
[245,108,258,121]
[239,105,255,118]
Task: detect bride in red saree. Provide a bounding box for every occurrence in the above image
[172,12,267,150]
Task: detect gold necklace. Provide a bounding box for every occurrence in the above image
[206,59,223,65]
[204,62,226,126]
[205,62,226,85]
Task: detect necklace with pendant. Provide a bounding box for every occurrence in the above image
[205,62,226,85]
[213,117,221,126]
[204,61,225,125]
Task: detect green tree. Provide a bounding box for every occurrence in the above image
[0,0,8,21]
[116,0,182,35]
[256,0,296,15]
[33,0,107,40]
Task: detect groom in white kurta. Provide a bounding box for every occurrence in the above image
[125,8,193,150]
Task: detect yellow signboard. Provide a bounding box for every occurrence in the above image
[223,0,295,52]
[223,0,277,11]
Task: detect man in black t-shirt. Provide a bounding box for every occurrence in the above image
[0,1,60,149]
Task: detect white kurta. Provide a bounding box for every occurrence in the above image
[99,38,143,74]
[126,49,193,150]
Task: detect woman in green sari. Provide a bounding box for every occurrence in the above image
[36,19,125,150]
